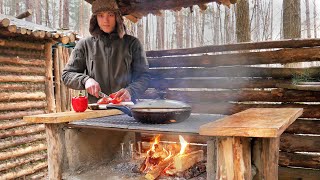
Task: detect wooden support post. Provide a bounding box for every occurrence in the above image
[207,138,217,180]
[216,137,251,180]
[45,42,56,113]
[45,123,66,180]
[252,137,280,180]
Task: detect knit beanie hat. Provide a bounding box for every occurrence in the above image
[89,0,126,38]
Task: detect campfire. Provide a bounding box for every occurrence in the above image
[138,135,206,180]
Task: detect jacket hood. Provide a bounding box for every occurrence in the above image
[89,12,126,39]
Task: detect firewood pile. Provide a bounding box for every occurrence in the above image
[138,135,206,180]
[0,14,77,45]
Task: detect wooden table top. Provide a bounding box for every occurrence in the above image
[23,109,122,123]
[199,108,303,138]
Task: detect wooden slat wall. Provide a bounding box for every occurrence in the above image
[0,38,49,179]
[144,39,320,179]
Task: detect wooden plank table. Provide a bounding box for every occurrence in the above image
[199,108,303,180]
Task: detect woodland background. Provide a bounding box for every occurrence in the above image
[0,0,317,50]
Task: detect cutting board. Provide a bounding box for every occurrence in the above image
[88,102,134,110]
[23,109,123,124]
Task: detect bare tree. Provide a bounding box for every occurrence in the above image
[59,0,63,28]
[175,11,183,48]
[35,0,42,24]
[15,0,19,16]
[282,0,301,39]
[236,0,250,42]
[63,0,69,29]
[313,0,317,38]
[224,6,231,43]
[25,0,33,22]
[156,13,165,49]
[305,0,311,38]
[137,18,144,45]
[45,0,50,27]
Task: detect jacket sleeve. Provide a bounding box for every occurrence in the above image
[126,38,151,99]
[61,40,90,90]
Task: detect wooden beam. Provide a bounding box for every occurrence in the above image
[16,9,33,19]
[147,38,320,57]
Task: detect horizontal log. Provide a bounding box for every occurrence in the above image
[143,89,320,103]
[0,48,44,59]
[0,83,45,91]
[8,24,17,33]
[0,161,47,180]
[0,119,29,130]
[148,78,288,89]
[0,124,45,139]
[0,152,46,171]
[280,133,320,152]
[285,119,320,134]
[150,67,320,79]
[0,92,46,101]
[146,38,320,57]
[148,47,320,67]
[0,56,45,66]
[0,75,46,83]
[17,27,27,35]
[279,151,320,169]
[0,101,46,111]
[0,133,46,150]
[0,18,10,27]
[0,142,47,161]
[279,166,320,180]
[28,170,48,180]
[16,9,33,19]
[0,65,45,75]
[189,102,320,118]
[0,110,45,120]
[0,38,45,50]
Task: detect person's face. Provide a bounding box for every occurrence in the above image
[97,11,116,33]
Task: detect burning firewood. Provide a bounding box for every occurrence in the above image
[166,150,204,174]
[145,155,174,180]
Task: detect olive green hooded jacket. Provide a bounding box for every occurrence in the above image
[61,32,150,103]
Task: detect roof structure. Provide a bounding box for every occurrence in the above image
[0,14,77,44]
[85,0,237,22]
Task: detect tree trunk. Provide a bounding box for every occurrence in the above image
[79,0,84,36]
[63,0,69,29]
[201,11,206,45]
[313,0,317,38]
[145,16,150,50]
[59,0,63,28]
[305,0,311,38]
[137,19,144,45]
[156,14,165,50]
[175,11,183,48]
[45,0,50,27]
[25,0,33,22]
[224,6,231,43]
[282,0,301,39]
[15,0,19,16]
[236,0,250,42]
[35,0,41,25]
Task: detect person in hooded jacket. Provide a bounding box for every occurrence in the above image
[62,0,150,104]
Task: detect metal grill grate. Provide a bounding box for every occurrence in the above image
[69,113,224,134]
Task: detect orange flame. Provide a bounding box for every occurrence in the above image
[179,135,188,155]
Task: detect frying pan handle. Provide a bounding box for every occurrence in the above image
[107,105,132,117]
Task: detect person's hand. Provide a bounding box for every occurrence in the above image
[112,88,131,102]
[85,78,101,98]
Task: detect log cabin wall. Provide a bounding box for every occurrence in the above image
[0,37,49,179]
[143,39,320,180]
[0,15,77,179]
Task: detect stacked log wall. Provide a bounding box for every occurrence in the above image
[143,39,320,180]
[0,37,50,179]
